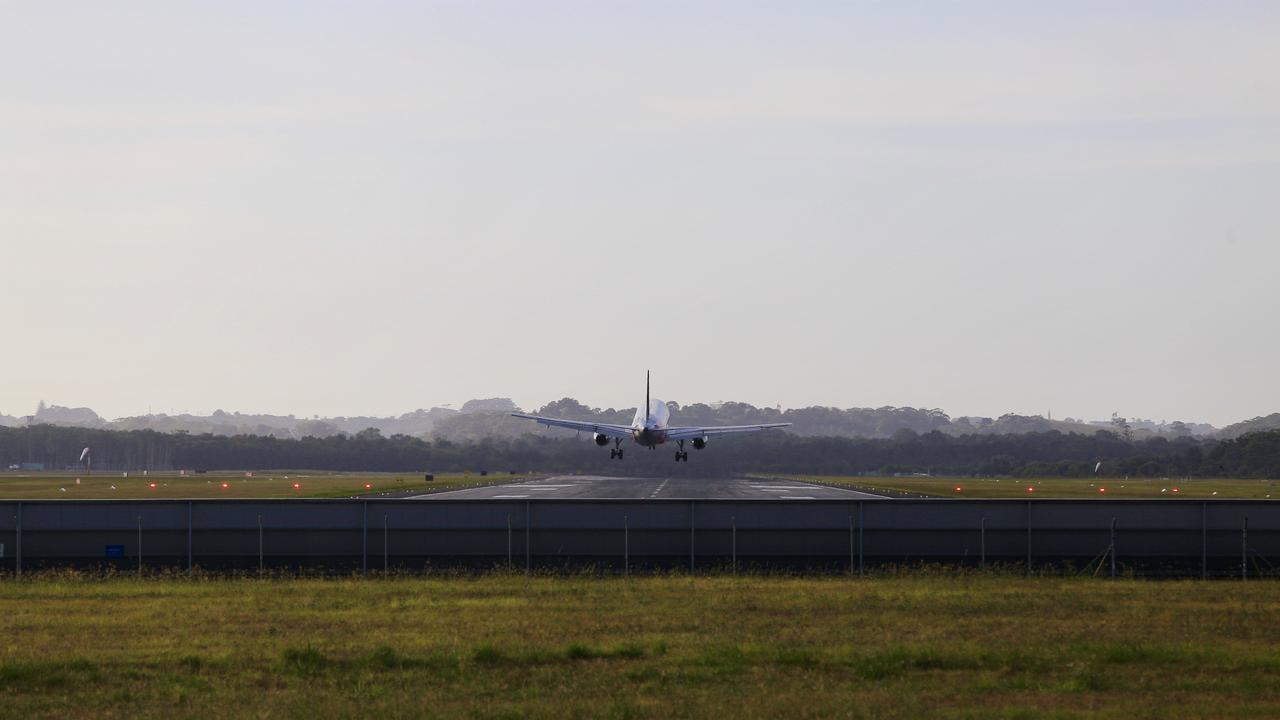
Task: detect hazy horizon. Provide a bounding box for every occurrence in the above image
[0,389,1248,429]
[4,2,1278,427]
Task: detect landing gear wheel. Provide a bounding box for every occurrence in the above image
[675,451,688,462]
[615,449,624,460]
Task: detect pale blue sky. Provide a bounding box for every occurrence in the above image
[3,2,1277,425]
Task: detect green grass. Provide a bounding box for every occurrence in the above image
[2,573,1279,718]
[9,472,1274,501]
[796,475,1280,499]
[0,471,521,499]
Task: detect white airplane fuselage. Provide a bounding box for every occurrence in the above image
[630,399,671,447]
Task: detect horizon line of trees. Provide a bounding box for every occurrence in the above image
[16,398,1273,442]
[2,424,1279,478]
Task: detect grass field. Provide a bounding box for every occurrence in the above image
[1,573,1278,718]
[0,472,519,499]
[3,472,1278,500]
[798,475,1280,499]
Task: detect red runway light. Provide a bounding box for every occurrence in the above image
[954,486,962,492]
[365,483,372,490]
[293,483,301,490]
[221,482,229,489]
[1027,487,1035,493]
[1172,488,1180,493]
[1099,488,1106,493]
[149,482,156,489]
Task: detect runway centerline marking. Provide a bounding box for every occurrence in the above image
[781,496,816,500]
[647,479,670,499]
[493,495,530,499]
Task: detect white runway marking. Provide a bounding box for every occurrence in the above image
[411,476,894,500]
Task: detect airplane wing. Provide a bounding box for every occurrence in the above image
[510,413,635,439]
[663,423,791,441]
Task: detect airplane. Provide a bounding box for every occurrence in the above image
[511,372,790,461]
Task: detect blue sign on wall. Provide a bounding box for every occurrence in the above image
[104,545,125,558]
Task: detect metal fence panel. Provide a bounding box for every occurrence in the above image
[0,498,1275,574]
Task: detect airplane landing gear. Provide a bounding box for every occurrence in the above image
[674,439,688,462]
[610,438,625,460]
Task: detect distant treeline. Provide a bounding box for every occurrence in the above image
[428,400,1217,443]
[3,425,1279,479]
[19,398,1273,442]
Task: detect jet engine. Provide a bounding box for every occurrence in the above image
[593,433,610,446]
[692,437,708,450]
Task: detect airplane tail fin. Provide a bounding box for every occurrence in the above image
[645,370,650,421]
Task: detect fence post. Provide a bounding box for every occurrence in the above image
[980,516,985,570]
[689,500,695,574]
[1025,500,1032,576]
[361,501,368,576]
[15,502,21,579]
[1242,516,1248,581]
[731,515,737,575]
[525,501,531,574]
[507,513,512,570]
[187,501,193,573]
[858,501,864,576]
[847,512,854,575]
[258,514,263,575]
[1110,517,1117,579]
[1201,501,1207,580]
[137,515,143,577]
[383,514,389,573]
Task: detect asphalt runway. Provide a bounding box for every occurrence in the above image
[412,475,889,500]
